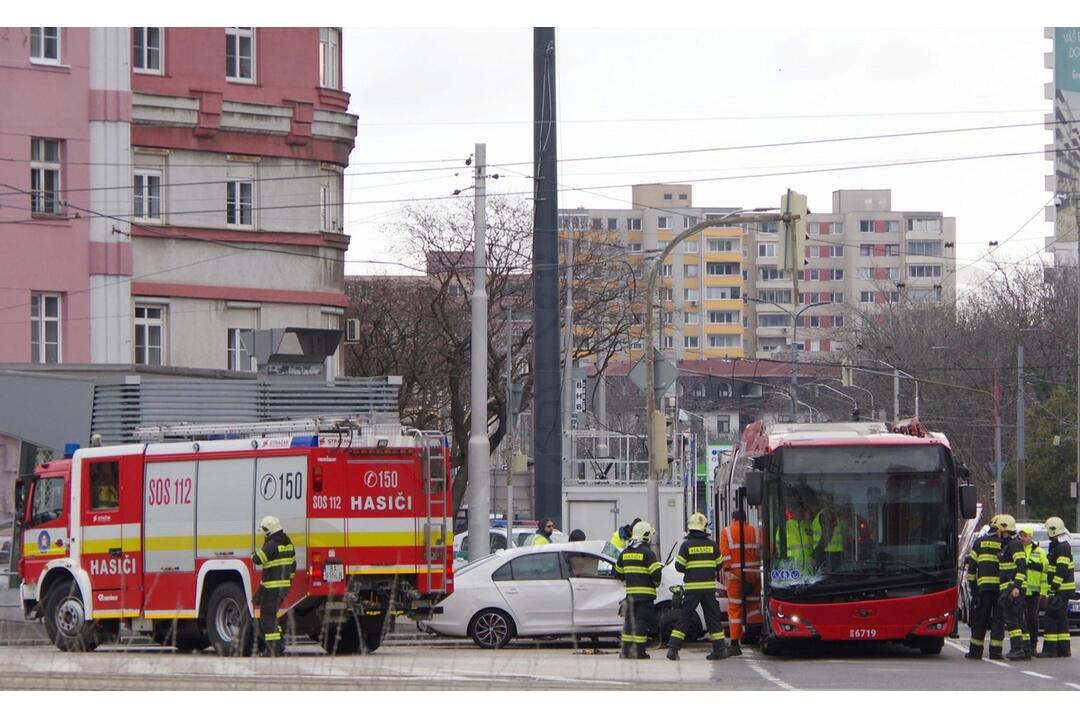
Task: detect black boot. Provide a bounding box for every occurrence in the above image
[726,640,742,657]
[1006,647,1029,661]
[705,640,728,660]
[620,641,635,659]
[1023,639,1033,659]
[666,638,680,660]
[635,644,650,660]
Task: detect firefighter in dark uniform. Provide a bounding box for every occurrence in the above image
[666,512,728,661]
[994,515,1029,661]
[252,515,296,657]
[614,521,662,659]
[963,515,999,629]
[1037,516,1075,658]
[966,514,1008,659]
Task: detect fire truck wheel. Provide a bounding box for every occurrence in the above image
[320,619,361,655]
[360,617,386,653]
[44,581,99,652]
[469,608,515,649]
[206,583,254,657]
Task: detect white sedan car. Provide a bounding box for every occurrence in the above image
[421,540,711,648]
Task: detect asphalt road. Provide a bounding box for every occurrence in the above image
[0,626,1077,691]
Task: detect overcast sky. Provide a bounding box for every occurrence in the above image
[342,19,1065,295]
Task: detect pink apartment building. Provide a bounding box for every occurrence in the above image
[0,27,356,370]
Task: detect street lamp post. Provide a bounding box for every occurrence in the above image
[807,383,859,419]
[644,209,780,553]
[744,296,833,419]
[863,359,919,420]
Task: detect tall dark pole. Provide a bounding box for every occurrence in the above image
[532,28,561,525]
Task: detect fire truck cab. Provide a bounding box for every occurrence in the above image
[15,419,452,655]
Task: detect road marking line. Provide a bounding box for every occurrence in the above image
[746,659,798,691]
[1065,683,1080,691]
[1022,671,1054,679]
[985,659,1009,668]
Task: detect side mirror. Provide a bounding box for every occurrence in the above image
[959,485,977,520]
[745,471,764,507]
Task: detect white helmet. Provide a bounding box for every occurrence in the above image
[631,521,655,544]
[1046,516,1069,538]
[687,513,708,532]
[260,515,283,535]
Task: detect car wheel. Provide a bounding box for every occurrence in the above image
[469,608,515,649]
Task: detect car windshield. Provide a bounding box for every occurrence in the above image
[764,444,955,598]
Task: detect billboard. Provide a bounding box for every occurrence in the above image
[1047,28,1080,263]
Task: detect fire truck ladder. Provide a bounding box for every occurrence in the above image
[132,417,401,443]
[415,430,449,593]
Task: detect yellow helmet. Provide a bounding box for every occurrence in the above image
[687,513,708,532]
[1046,516,1069,538]
[995,514,1016,533]
[631,521,655,544]
[259,515,283,535]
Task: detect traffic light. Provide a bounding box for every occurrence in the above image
[780,190,808,274]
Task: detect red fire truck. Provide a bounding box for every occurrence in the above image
[715,419,976,655]
[14,419,452,655]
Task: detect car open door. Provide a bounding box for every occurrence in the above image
[564,550,623,630]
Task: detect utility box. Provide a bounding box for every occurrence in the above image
[562,484,686,560]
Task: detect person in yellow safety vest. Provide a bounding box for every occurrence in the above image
[811,507,844,570]
[1018,528,1048,658]
[1036,516,1076,658]
[781,504,817,575]
[609,518,642,551]
[530,518,555,545]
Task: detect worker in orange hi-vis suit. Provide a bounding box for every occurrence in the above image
[719,509,761,656]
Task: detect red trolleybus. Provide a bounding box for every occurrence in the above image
[716,419,976,655]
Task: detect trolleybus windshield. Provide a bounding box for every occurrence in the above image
[764,444,956,597]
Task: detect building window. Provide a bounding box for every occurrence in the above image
[833,292,844,303]
[907,217,941,232]
[683,240,699,253]
[590,217,603,230]
[860,291,874,303]
[661,288,673,301]
[228,328,254,371]
[806,269,820,281]
[657,216,671,230]
[320,170,343,232]
[857,267,872,279]
[706,262,738,276]
[133,170,162,221]
[859,244,873,256]
[226,180,253,227]
[630,242,642,252]
[833,316,845,327]
[758,314,791,327]
[663,336,674,349]
[708,311,738,324]
[910,287,942,302]
[30,138,62,215]
[706,286,740,300]
[757,221,779,234]
[659,264,672,277]
[684,289,699,302]
[226,27,255,82]
[133,27,163,74]
[683,216,693,229]
[831,245,844,257]
[663,193,673,200]
[678,193,688,200]
[30,27,60,64]
[717,383,732,399]
[759,268,785,281]
[627,218,641,231]
[684,335,699,349]
[684,312,699,324]
[909,264,942,278]
[758,243,777,257]
[607,218,618,231]
[757,290,790,304]
[319,27,340,89]
[30,293,61,364]
[716,415,731,434]
[134,305,165,365]
[684,264,699,278]
[708,239,733,252]
[829,269,844,281]
[708,335,739,348]
[908,241,941,256]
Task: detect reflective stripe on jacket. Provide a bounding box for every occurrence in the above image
[674,529,720,592]
[970,535,1003,589]
[998,535,1027,591]
[720,522,760,574]
[253,530,296,591]
[615,543,663,597]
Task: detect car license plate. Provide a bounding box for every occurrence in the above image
[324,563,344,583]
[849,628,877,639]
[1069,600,1080,613]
